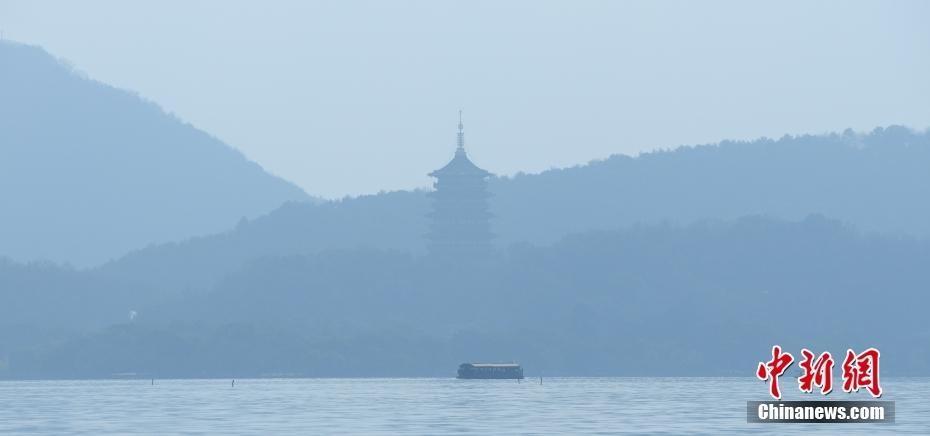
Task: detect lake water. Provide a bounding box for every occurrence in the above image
[1,377,927,434]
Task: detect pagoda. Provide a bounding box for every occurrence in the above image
[427,112,494,259]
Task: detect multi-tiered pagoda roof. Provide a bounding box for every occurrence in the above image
[426,112,494,259]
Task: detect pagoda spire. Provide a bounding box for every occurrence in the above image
[457,110,465,151]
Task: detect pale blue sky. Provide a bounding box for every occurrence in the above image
[2,0,928,198]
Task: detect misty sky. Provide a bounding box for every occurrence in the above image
[2,0,929,198]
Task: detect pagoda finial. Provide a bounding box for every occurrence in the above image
[457,110,465,151]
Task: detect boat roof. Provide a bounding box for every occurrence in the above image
[463,363,521,368]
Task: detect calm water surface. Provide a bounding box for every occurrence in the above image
[0,377,926,434]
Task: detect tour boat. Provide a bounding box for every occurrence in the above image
[457,363,524,379]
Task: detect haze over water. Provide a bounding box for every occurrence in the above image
[1,378,926,435]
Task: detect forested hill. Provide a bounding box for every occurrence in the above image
[98,125,930,293]
[6,215,930,378]
[0,41,310,266]
[491,124,930,245]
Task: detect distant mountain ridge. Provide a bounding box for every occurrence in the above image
[490,124,930,245]
[98,124,930,294]
[0,41,311,266]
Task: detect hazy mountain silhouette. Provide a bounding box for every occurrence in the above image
[97,190,429,293]
[491,125,930,245]
[0,41,310,266]
[5,216,930,378]
[98,125,930,294]
[4,41,930,379]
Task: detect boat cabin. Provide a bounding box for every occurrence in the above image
[457,363,524,379]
